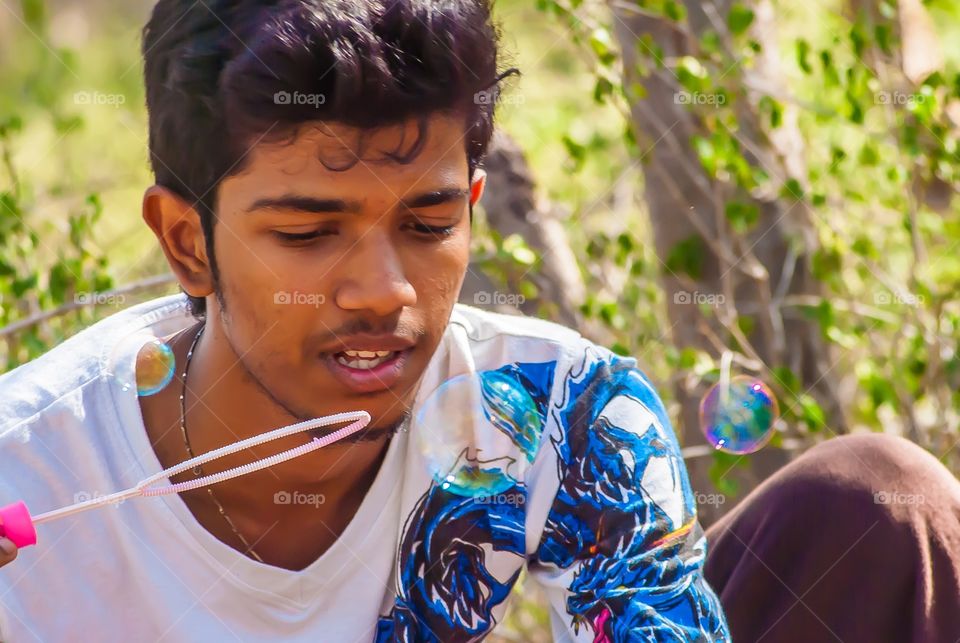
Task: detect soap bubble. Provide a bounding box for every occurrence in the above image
[699,375,779,454]
[107,333,176,397]
[413,370,543,498]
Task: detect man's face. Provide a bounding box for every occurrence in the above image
[207,113,481,431]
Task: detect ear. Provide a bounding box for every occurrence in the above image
[142,185,215,300]
[469,168,487,206]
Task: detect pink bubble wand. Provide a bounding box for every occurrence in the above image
[0,410,371,548]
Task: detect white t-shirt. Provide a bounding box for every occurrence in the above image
[0,294,729,642]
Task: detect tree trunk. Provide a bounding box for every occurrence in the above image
[610,0,848,525]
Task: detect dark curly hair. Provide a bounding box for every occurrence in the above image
[142,0,515,317]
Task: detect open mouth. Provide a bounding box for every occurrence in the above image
[333,349,401,370]
[322,347,413,394]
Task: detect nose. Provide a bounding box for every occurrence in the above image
[333,229,417,315]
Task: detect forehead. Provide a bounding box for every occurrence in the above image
[226,113,469,201]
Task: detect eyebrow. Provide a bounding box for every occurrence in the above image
[244,187,470,215]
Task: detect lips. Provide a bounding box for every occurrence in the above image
[318,333,418,394]
[323,334,416,354]
[322,347,412,394]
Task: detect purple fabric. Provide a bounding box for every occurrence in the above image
[704,433,960,642]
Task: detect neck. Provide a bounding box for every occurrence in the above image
[138,318,403,569]
[149,319,397,508]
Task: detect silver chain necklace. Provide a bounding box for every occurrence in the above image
[179,323,265,563]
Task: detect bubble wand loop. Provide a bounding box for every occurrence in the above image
[0,411,371,547]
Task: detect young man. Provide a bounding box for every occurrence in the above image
[0,0,730,640]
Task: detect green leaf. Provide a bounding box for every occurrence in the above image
[798,394,826,431]
[796,39,813,74]
[12,273,38,298]
[858,141,880,166]
[759,95,783,129]
[664,0,686,22]
[692,135,717,176]
[593,76,615,104]
[780,178,804,200]
[725,201,760,233]
[502,235,537,266]
[677,347,699,369]
[665,235,706,280]
[820,50,839,86]
[561,135,586,169]
[811,247,842,280]
[846,90,865,124]
[874,24,892,55]
[628,82,648,100]
[610,342,631,356]
[48,262,74,305]
[0,116,23,137]
[850,23,867,59]
[709,451,745,496]
[772,366,801,396]
[21,0,46,30]
[851,234,878,259]
[588,28,617,66]
[728,3,755,35]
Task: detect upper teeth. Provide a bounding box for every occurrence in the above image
[341,350,393,358]
[335,349,398,370]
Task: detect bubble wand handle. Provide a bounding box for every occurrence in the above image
[1,411,371,544]
[30,489,141,525]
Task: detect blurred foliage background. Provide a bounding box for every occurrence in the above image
[1,0,959,639]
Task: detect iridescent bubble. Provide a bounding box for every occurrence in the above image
[479,370,543,463]
[414,370,543,498]
[135,339,176,396]
[107,334,176,397]
[699,375,779,454]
